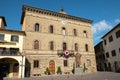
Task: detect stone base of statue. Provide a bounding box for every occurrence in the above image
[75,67,83,74]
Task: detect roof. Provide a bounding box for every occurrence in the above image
[21,5,93,24]
[95,41,103,47]
[102,23,120,38]
[0,28,25,35]
[0,16,7,26]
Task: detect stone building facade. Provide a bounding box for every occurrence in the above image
[0,16,25,78]
[21,5,96,76]
[95,41,106,71]
[102,23,120,72]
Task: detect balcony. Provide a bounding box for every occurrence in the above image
[57,50,74,57]
[0,50,21,56]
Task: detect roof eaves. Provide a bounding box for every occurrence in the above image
[101,23,120,39]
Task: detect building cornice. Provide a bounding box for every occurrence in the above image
[0,29,25,35]
[21,5,93,24]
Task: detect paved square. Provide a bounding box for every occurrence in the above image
[4,72,120,80]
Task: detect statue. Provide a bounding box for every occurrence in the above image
[75,53,81,68]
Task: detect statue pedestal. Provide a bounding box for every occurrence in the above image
[75,67,83,74]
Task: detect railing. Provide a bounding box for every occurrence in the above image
[57,50,74,57]
[0,50,21,56]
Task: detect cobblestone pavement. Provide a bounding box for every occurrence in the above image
[4,72,120,80]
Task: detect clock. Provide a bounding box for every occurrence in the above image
[61,20,67,25]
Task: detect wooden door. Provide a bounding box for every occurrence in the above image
[49,60,55,74]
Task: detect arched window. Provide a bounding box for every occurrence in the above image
[75,43,78,51]
[63,42,67,51]
[73,29,77,36]
[35,23,39,32]
[50,41,54,50]
[49,25,54,33]
[83,30,87,37]
[85,44,88,52]
[62,27,66,35]
[34,40,39,49]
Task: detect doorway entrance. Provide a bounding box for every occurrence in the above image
[49,60,55,74]
[0,63,10,77]
[0,58,19,78]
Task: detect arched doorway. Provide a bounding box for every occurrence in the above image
[0,58,19,78]
[49,60,55,74]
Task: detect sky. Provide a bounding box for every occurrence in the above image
[0,0,120,45]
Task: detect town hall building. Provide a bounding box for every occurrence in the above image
[21,5,96,76]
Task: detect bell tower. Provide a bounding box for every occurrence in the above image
[59,8,67,14]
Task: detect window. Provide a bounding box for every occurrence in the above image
[109,35,113,42]
[86,59,91,67]
[34,60,39,68]
[106,52,109,58]
[75,43,78,51]
[49,25,54,33]
[35,23,39,32]
[62,27,66,35]
[102,54,105,60]
[73,29,77,36]
[116,30,120,38]
[64,60,68,67]
[34,40,39,50]
[63,42,67,51]
[0,34,4,40]
[11,35,19,42]
[50,41,54,50]
[83,30,87,37]
[111,50,116,57]
[104,39,107,45]
[85,44,88,52]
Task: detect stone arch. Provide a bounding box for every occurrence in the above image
[0,57,19,78]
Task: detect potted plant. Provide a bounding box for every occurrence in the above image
[57,66,62,74]
[44,67,50,75]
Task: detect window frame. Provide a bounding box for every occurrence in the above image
[86,59,91,67]
[73,29,77,36]
[85,44,88,52]
[34,40,39,50]
[35,23,39,32]
[49,25,54,33]
[62,27,66,35]
[116,30,120,38]
[50,41,54,50]
[0,34,4,41]
[11,35,19,42]
[33,60,39,68]
[109,35,113,42]
[111,50,116,57]
[106,52,109,58]
[63,42,67,51]
[104,39,107,45]
[83,30,87,38]
[63,60,68,67]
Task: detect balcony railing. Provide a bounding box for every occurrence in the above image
[57,50,74,57]
[0,50,21,56]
